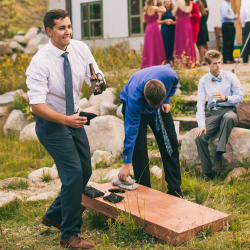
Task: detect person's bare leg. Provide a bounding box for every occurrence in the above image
[199,45,208,64]
[198,45,203,62]
[194,43,200,65]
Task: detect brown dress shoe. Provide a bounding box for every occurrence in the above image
[224,60,234,64]
[41,215,61,230]
[60,235,95,249]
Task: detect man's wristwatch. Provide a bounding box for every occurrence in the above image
[225,96,228,102]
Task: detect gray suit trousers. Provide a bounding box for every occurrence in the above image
[196,107,238,174]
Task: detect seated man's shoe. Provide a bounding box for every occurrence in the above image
[212,152,222,171]
[41,216,61,230]
[201,173,215,181]
[60,235,95,249]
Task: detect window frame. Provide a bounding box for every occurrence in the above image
[81,1,103,40]
[128,0,146,37]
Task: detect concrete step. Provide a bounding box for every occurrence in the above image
[173,117,197,131]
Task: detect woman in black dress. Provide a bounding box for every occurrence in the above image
[196,0,209,65]
[158,0,176,62]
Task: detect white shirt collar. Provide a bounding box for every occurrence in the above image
[48,39,71,57]
[208,70,223,80]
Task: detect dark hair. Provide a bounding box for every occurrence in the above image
[197,0,208,16]
[43,9,70,31]
[144,79,166,107]
[184,0,191,6]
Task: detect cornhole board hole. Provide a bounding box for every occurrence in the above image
[82,183,230,246]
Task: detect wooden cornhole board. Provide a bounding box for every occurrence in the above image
[82,183,230,246]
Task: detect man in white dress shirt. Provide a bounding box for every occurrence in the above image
[26,9,104,249]
[240,0,250,64]
[195,50,243,180]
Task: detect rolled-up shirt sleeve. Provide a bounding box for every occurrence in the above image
[26,60,49,106]
[196,79,206,127]
[85,46,105,85]
[227,73,243,104]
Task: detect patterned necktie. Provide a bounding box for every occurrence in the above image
[61,52,74,116]
[212,76,222,82]
[155,107,173,156]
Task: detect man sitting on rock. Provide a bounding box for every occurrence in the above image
[196,50,243,180]
[118,64,182,198]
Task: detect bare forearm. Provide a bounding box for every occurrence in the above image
[31,104,68,125]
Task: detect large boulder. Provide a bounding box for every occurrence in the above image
[78,98,89,111]
[0,107,9,117]
[9,41,26,53]
[91,150,115,168]
[181,127,250,171]
[27,191,57,202]
[13,35,26,44]
[26,33,49,54]
[0,191,20,207]
[100,101,118,116]
[0,41,12,55]
[88,88,115,106]
[28,167,58,183]
[0,89,24,106]
[3,110,29,136]
[83,105,100,116]
[24,27,38,43]
[20,122,38,141]
[116,104,123,118]
[84,115,124,157]
[0,177,31,188]
[225,167,247,182]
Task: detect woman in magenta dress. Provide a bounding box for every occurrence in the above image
[172,0,196,67]
[141,0,167,69]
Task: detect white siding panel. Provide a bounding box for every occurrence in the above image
[103,0,128,38]
[207,0,224,32]
[49,0,66,10]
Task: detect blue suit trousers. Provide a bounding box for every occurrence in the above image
[35,116,92,239]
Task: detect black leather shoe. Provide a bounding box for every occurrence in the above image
[212,155,222,171]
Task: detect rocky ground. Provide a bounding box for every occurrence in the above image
[0,61,249,208]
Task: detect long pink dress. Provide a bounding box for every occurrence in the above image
[174,9,196,67]
[141,12,167,69]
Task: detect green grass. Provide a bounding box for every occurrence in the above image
[2,179,29,190]
[0,0,47,36]
[0,121,53,180]
[40,170,53,183]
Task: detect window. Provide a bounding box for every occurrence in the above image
[81,2,103,40]
[128,0,146,36]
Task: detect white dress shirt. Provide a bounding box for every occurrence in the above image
[220,0,235,23]
[240,0,250,28]
[26,39,104,115]
[196,70,243,127]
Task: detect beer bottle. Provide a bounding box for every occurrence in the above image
[89,63,100,95]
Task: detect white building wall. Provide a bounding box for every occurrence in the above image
[72,0,128,40]
[207,0,224,32]
[103,0,128,38]
[49,0,66,10]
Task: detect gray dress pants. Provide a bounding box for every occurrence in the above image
[196,107,238,174]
